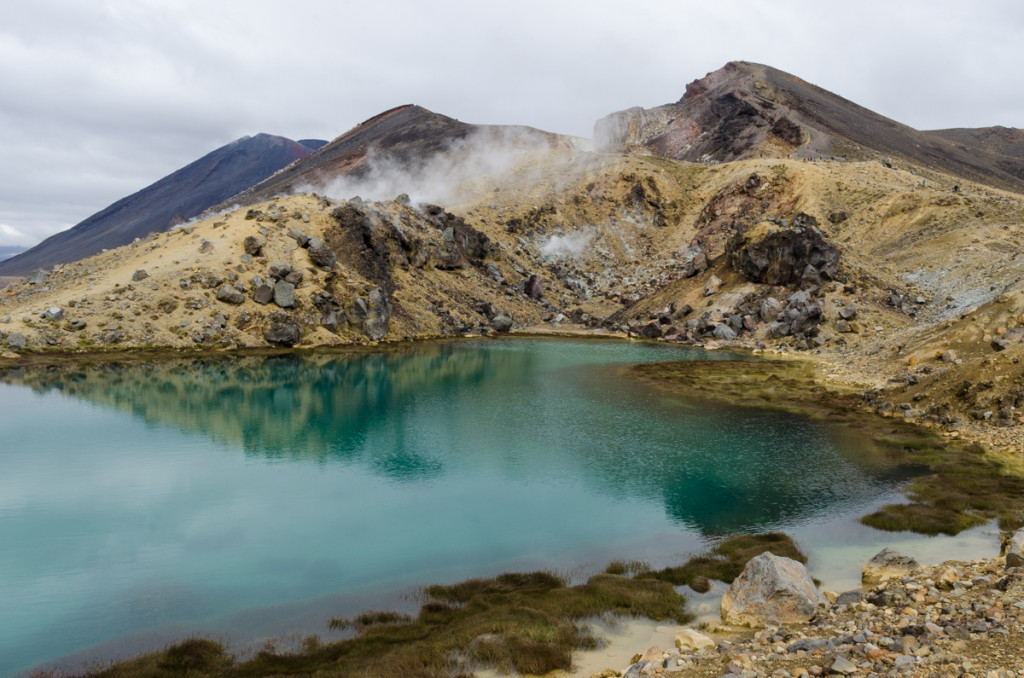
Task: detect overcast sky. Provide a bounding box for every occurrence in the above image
[2,0,1023,249]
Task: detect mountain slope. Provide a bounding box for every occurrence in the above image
[214,105,579,209]
[0,133,326,276]
[595,61,1024,193]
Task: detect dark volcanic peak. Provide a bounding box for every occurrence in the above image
[298,139,329,151]
[595,61,1024,193]
[216,104,577,209]
[0,133,318,276]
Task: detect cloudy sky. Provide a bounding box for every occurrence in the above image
[2,0,1022,250]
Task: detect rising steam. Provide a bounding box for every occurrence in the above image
[298,126,585,206]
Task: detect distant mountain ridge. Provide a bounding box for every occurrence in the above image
[0,133,326,276]
[0,246,25,263]
[595,61,1024,193]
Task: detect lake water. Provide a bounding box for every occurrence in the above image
[0,339,998,675]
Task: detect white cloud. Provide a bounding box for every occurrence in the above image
[0,223,38,247]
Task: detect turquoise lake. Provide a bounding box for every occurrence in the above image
[0,338,982,675]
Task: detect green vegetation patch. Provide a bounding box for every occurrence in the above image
[859,435,1024,535]
[628,359,1024,537]
[637,533,806,593]
[87,571,691,678]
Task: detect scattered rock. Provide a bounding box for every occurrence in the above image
[679,246,708,278]
[132,269,149,282]
[490,313,514,333]
[273,281,296,308]
[268,262,293,280]
[6,333,26,350]
[254,284,274,305]
[353,288,391,341]
[27,269,49,285]
[524,274,544,300]
[288,227,310,247]
[307,246,337,270]
[759,297,782,323]
[862,548,919,585]
[721,552,825,627]
[942,349,958,362]
[263,312,302,346]
[703,274,722,296]
[838,304,857,320]
[829,655,858,675]
[243,236,265,256]
[41,307,64,321]
[712,323,737,341]
[216,283,245,305]
[674,628,714,651]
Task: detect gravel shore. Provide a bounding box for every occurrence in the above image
[601,554,1024,678]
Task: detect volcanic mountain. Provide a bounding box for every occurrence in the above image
[214,104,581,209]
[0,134,326,276]
[595,60,1024,193]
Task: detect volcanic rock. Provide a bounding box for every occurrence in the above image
[263,312,301,346]
[728,219,840,287]
[721,552,825,627]
[863,548,920,585]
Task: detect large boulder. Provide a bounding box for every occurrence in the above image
[263,312,302,346]
[721,552,825,627]
[862,548,919,585]
[353,287,391,341]
[1004,529,1024,569]
[728,217,840,287]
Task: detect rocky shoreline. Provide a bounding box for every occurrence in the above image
[597,533,1024,678]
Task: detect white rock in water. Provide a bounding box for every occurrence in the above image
[721,552,825,627]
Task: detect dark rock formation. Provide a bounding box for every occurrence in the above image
[263,312,302,346]
[728,216,840,287]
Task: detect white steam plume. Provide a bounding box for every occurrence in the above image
[297,126,581,206]
[540,229,593,259]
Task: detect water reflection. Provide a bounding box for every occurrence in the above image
[1,340,913,534]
